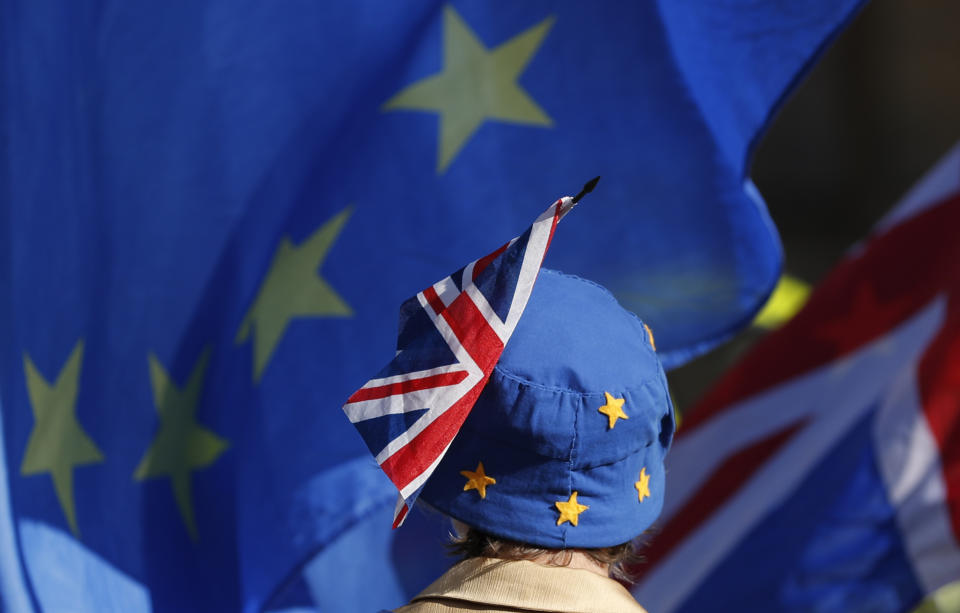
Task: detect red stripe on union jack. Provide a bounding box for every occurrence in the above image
[347,371,470,403]
[343,197,577,525]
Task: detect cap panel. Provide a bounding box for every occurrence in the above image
[494,270,658,395]
[565,445,668,548]
[459,369,578,460]
[420,433,573,548]
[571,380,669,469]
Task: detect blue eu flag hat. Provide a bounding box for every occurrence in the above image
[421,268,675,548]
[345,180,674,546]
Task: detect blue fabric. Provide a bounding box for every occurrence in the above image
[0,1,863,610]
[0,396,33,612]
[675,414,924,613]
[265,499,452,612]
[422,270,674,548]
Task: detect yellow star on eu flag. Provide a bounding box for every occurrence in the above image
[21,340,104,536]
[134,349,228,541]
[597,391,628,430]
[236,206,353,383]
[383,5,555,173]
[555,491,588,527]
[460,461,496,499]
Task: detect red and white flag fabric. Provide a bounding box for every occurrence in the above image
[632,143,960,612]
[343,197,576,527]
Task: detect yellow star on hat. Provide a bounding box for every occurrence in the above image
[597,391,628,429]
[460,461,496,499]
[555,491,589,526]
[635,467,651,503]
[644,323,656,351]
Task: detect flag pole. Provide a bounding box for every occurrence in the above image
[572,176,600,204]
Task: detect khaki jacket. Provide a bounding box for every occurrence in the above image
[394,557,648,613]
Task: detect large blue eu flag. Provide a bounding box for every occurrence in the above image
[0,1,863,611]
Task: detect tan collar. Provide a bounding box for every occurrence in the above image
[409,557,648,613]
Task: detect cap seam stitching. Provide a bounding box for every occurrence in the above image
[563,394,580,548]
[451,447,658,470]
[656,364,676,450]
[457,423,658,466]
[492,365,659,396]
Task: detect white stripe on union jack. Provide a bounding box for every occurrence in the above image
[344,197,576,526]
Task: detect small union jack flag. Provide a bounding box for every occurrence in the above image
[343,194,581,527]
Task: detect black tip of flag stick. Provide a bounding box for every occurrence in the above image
[572,176,600,204]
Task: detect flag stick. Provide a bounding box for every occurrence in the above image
[572,176,600,204]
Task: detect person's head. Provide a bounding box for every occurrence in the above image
[419,269,675,568]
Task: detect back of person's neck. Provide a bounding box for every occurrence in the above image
[522,550,611,578]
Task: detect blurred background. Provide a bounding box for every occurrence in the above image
[3,0,959,611]
[669,0,960,412]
